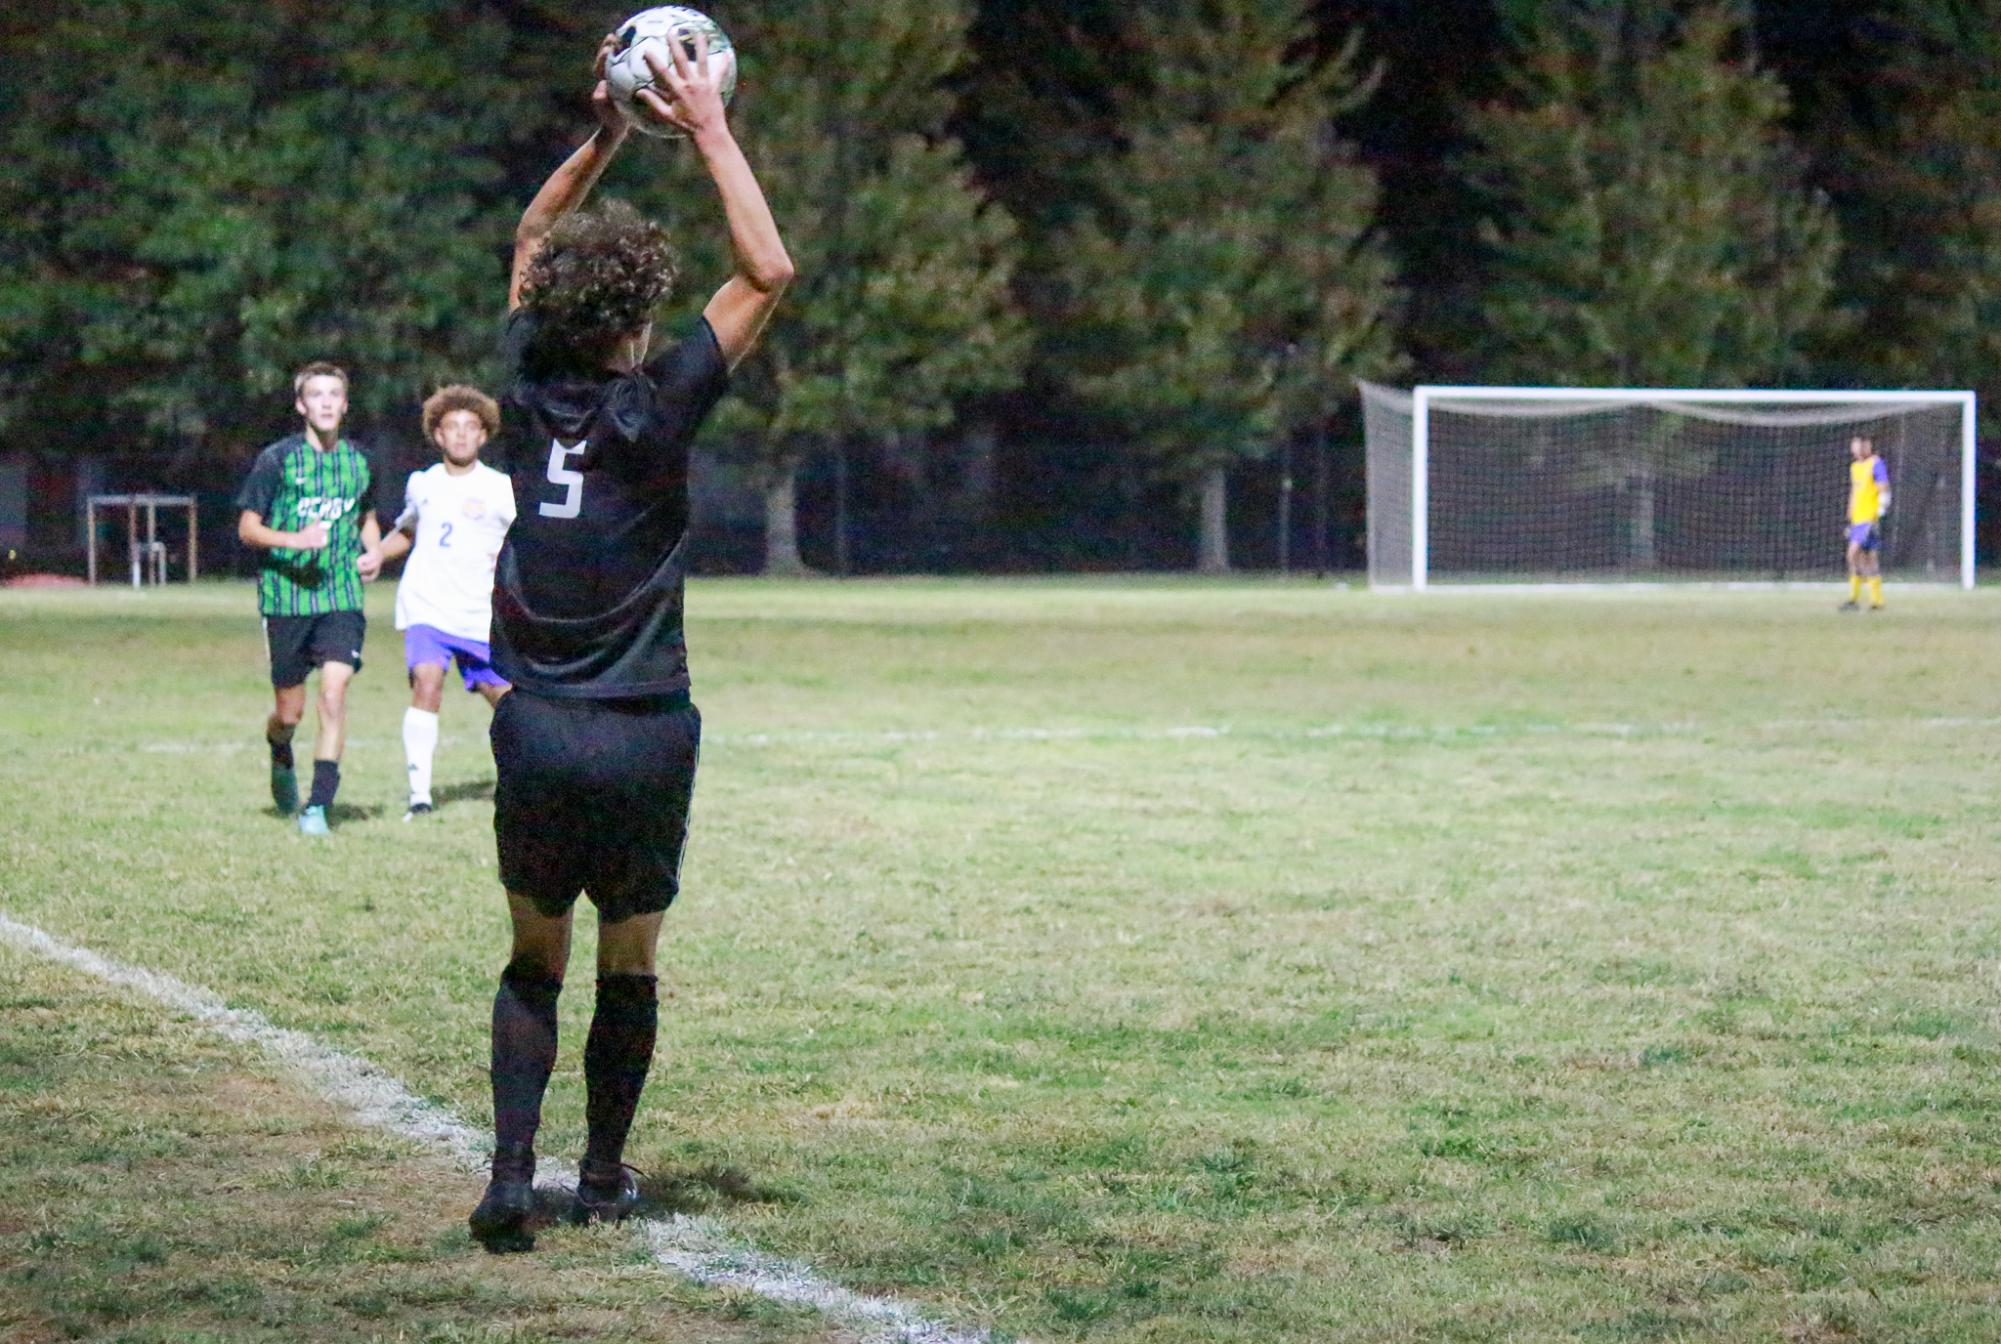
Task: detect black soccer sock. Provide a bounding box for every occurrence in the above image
[491,959,564,1153]
[267,733,295,770]
[306,759,339,809]
[583,973,658,1172]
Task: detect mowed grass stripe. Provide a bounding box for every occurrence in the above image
[0,950,839,1344]
[3,581,1999,1341]
[0,913,1004,1344]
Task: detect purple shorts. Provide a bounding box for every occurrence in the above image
[404,624,508,692]
[1847,522,1881,552]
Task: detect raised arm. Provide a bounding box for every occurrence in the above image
[637,32,793,369]
[509,35,631,311]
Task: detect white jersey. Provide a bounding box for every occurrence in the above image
[393,461,516,640]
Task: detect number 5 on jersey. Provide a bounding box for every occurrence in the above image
[540,440,586,520]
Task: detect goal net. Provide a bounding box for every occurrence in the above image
[1360,385,1976,589]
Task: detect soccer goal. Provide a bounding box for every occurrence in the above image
[1359,385,1976,590]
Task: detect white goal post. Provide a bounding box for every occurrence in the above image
[1360,385,1977,590]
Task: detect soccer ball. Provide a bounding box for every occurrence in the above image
[604,7,738,139]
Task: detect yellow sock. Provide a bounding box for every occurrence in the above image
[1869,577,1883,607]
[1850,575,1862,601]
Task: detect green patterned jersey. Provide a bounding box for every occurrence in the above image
[235,433,377,616]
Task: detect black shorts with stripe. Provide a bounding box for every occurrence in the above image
[491,690,701,923]
[264,610,365,688]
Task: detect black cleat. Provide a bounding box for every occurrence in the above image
[570,1159,642,1225]
[469,1143,537,1252]
[1837,600,1860,612]
[271,760,299,814]
[402,801,435,822]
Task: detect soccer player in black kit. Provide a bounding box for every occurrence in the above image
[469,30,792,1251]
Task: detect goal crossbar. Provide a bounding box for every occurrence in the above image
[1371,384,1978,591]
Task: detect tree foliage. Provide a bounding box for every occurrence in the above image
[1047,0,1399,571]
[1837,0,2001,428]
[5,0,1997,573]
[1469,1,1844,566]
[0,0,534,461]
[1471,0,1840,388]
[611,0,1027,570]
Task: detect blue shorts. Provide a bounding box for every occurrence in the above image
[404,624,508,692]
[1847,522,1881,552]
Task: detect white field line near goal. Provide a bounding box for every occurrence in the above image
[0,913,1002,1344]
[120,714,2001,759]
[1372,580,1974,596]
[708,715,2001,748]
[136,734,473,756]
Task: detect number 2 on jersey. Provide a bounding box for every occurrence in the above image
[540,440,586,520]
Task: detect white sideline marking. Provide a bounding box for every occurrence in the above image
[0,913,1000,1344]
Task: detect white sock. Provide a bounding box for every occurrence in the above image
[403,707,439,805]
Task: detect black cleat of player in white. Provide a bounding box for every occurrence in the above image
[469,1143,537,1252]
[403,801,435,822]
[570,1159,642,1225]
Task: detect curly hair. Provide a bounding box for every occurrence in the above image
[519,200,680,367]
[421,384,500,440]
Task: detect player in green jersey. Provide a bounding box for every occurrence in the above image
[235,361,385,835]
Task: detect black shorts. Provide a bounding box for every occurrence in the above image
[491,690,702,922]
[264,611,366,688]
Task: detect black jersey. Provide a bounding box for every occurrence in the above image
[490,310,730,699]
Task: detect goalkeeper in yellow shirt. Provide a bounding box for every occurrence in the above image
[1841,435,1890,611]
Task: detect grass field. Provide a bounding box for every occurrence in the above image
[3,579,1999,1343]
